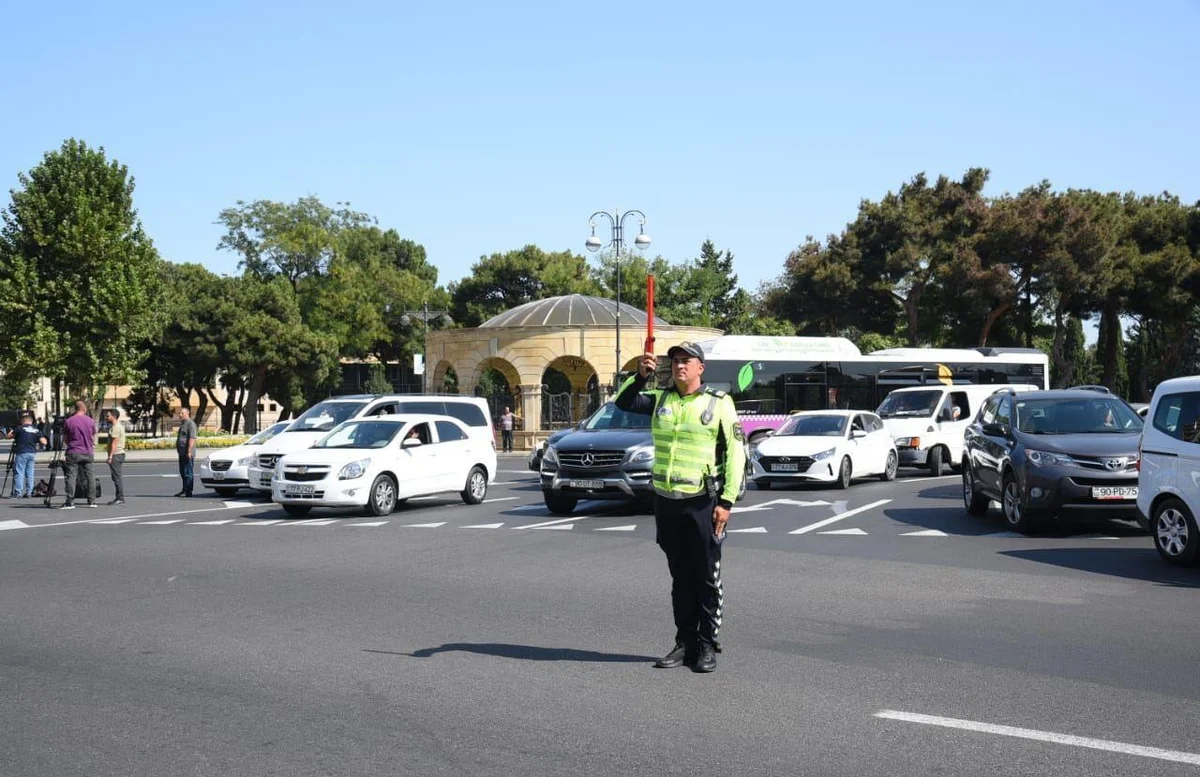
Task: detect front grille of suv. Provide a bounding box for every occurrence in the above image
[558,451,626,469]
[258,454,283,470]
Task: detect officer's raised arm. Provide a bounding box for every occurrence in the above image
[614,351,659,415]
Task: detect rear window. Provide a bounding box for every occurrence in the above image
[435,420,468,442]
[1152,392,1200,445]
[395,400,489,428]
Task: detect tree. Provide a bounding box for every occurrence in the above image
[0,139,162,394]
[363,363,394,395]
[450,245,598,326]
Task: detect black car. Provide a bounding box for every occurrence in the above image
[539,403,655,514]
[962,389,1144,533]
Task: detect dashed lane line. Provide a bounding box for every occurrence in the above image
[514,516,587,530]
[594,525,636,532]
[10,503,261,530]
[789,499,892,535]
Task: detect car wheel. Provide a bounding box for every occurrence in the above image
[928,445,946,476]
[836,457,852,489]
[282,504,311,518]
[1001,474,1036,534]
[962,463,989,517]
[1153,498,1199,566]
[214,487,239,498]
[461,466,488,505]
[879,451,898,482]
[543,492,577,515]
[368,474,398,516]
[755,479,772,490]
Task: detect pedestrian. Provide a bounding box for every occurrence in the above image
[499,406,521,453]
[174,407,198,497]
[103,408,126,505]
[35,417,46,451]
[615,342,745,673]
[6,411,47,498]
[59,400,97,509]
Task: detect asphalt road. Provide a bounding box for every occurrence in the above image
[2,456,1199,776]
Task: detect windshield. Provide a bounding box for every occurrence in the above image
[778,415,847,437]
[583,403,652,430]
[877,390,943,418]
[285,401,366,433]
[314,421,401,449]
[246,422,289,446]
[1015,397,1143,434]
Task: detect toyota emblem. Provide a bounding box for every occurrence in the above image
[1104,458,1126,472]
[581,452,595,466]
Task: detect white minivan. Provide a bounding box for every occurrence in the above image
[1137,375,1200,565]
[248,394,494,494]
[877,383,1039,475]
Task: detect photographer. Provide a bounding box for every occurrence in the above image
[59,400,97,509]
[6,412,47,498]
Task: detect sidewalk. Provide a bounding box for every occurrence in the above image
[6,448,534,464]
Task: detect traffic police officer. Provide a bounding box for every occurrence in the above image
[615,341,745,672]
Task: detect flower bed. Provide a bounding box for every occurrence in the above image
[126,436,250,451]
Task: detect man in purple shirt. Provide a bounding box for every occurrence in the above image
[60,400,97,509]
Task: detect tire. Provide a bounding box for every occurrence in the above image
[755,479,772,490]
[461,466,488,505]
[282,504,311,518]
[836,457,852,490]
[1001,474,1037,534]
[928,445,946,476]
[1152,497,1200,566]
[367,474,398,516]
[879,450,898,482]
[543,492,577,515]
[214,487,239,498]
[962,463,989,517]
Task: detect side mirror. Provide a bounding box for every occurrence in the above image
[981,422,1008,437]
[851,429,867,439]
[402,437,422,448]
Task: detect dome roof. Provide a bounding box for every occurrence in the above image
[479,294,668,329]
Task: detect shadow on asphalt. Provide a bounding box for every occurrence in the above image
[883,504,1148,539]
[916,483,964,501]
[1000,547,1200,588]
[368,644,656,663]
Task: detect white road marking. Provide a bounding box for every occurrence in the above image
[187,519,237,525]
[139,520,185,525]
[733,498,831,514]
[222,500,255,508]
[819,527,868,536]
[237,520,284,526]
[790,499,891,535]
[461,522,505,529]
[532,524,574,531]
[482,497,518,504]
[902,529,949,537]
[346,521,388,527]
[896,475,961,483]
[508,504,548,512]
[514,516,587,530]
[727,526,768,534]
[87,518,140,525]
[16,503,261,531]
[404,522,447,528]
[595,525,636,532]
[287,519,338,526]
[874,710,1200,766]
[0,519,30,531]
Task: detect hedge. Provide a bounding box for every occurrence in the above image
[126,436,250,451]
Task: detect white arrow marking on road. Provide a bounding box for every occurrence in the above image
[595,525,636,532]
[88,518,140,524]
[222,501,255,508]
[187,519,237,525]
[346,521,388,527]
[0,519,29,531]
[874,710,1200,766]
[514,516,587,530]
[139,520,186,525]
[732,498,831,513]
[901,529,949,537]
[404,522,447,528]
[461,522,505,529]
[819,528,868,536]
[790,499,891,535]
[726,526,768,534]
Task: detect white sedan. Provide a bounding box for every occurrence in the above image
[749,410,898,489]
[199,421,291,497]
[272,414,496,518]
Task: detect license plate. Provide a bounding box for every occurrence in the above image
[772,463,800,472]
[285,484,315,495]
[569,479,605,490]
[1092,486,1138,500]
[213,472,225,480]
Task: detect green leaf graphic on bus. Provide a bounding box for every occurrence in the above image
[737,363,755,393]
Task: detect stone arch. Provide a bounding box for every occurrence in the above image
[542,355,601,426]
[468,356,522,422]
[431,360,457,394]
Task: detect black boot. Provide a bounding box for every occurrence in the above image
[693,642,717,673]
[654,640,691,669]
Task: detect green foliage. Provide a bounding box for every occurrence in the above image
[0,367,35,409]
[363,363,394,395]
[0,139,162,389]
[126,435,249,450]
[450,245,598,326]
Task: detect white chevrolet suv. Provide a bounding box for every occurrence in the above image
[1137,376,1200,565]
[248,395,494,494]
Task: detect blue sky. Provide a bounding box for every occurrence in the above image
[2,0,1197,297]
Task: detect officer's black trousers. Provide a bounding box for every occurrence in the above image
[655,492,724,647]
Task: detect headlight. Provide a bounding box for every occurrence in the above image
[544,446,558,465]
[894,437,920,448]
[1027,450,1072,467]
[338,458,371,480]
[237,455,254,467]
[812,447,836,461]
[627,446,654,464]
[275,460,285,475]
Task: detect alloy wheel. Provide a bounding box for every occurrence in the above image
[1157,508,1190,557]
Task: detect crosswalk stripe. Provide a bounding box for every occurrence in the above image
[515,516,586,530]
[595,525,636,532]
[461,522,505,529]
[901,529,949,537]
[88,518,140,524]
[187,519,237,525]
[346,521,389,527]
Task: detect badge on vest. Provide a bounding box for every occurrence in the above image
[656,406,673,418]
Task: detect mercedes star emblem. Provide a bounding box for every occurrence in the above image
[581,452,595,466]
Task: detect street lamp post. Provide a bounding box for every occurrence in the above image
[585,209,651,385]
[395,302,453,394]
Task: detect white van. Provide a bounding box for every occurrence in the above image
[877,384,1039,475]
[1137,375,1200,565]
[248,395,494,493]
